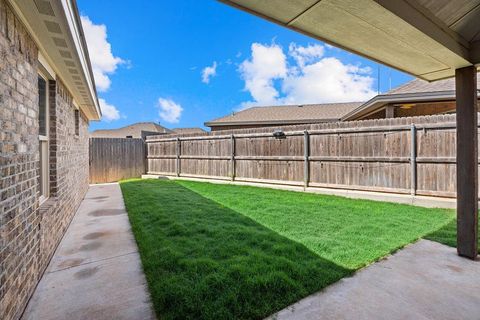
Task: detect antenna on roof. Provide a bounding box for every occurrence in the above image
[377,64,381,94]
[388,68,392,91]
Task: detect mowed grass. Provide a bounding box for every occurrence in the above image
[425,219,480,252]
[120,179,455,320]
[176,180,455,269]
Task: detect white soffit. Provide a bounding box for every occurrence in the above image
[10,0,100,120]
[221,0,480,81]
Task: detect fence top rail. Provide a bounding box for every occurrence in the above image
[146,135,231,143]
[145,121,460,143]
[90,137,144,142]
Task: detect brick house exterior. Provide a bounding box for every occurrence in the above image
[0,1,100,319]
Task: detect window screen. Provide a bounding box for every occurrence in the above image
[75,109,80,136]
[38,76,47,136]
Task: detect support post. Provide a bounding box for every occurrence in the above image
[455,66,478,259]
[410,124,416,196]
[176,137,180,177]
[230,134,235,181]
[385,105,395,118]
[304,130,310,189]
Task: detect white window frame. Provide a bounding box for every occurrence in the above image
[38,71,49,204]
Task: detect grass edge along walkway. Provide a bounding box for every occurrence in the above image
[120,179,455,320]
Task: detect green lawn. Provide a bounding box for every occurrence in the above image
[120,179,455,320]
[425,218,480,251]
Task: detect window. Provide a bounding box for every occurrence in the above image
[38,74,49,202]
[74,109,79,136]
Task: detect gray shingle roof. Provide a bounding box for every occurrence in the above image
[171,127,206,134]
[387,76,480,95]
[342,74,480,120]
[205,102,363,127]
[90,122,172,138]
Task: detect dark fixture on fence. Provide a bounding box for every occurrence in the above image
[273,129,286,139]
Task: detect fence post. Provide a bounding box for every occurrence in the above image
[143,139,148,174]
[231,134,236,181]
[176,137,180,177]
[304,130,310,189]
[410,124,416,196]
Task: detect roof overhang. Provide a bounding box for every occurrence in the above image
[342,89,480,121]
[9,0,101,120]
[220,0,480,81]
[205,118,340,127]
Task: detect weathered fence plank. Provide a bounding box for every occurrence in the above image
[144,114,480,198]
[89,138,145,183]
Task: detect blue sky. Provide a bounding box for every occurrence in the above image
[78,0,413,132]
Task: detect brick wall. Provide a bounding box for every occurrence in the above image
[0,1,90,319]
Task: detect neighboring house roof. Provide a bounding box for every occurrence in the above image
[12,0,100,120]
[388,76,480,95]
[342,75,480,121]
[91,122,172,138]
[171,128,206,134]
[205,102,363,127]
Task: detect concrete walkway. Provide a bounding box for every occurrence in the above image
[269,240,480,320]
[22,183,155,320]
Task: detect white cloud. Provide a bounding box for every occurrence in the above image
[238,42,376,108]
[81,15,124,92]
[99,98,120,122]
[288,43,324,67]
[238,43,287,108]
[201,61,217,84]
[157,98,183,123]
[282,57,375,104]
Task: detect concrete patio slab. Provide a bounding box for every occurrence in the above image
[21,183,156,320]
[268,240,480,320]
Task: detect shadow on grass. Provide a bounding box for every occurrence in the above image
[120,179,351,320]
[425,218,480,252]
[176,179,454,270]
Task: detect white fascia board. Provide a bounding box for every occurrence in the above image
[60,0,101,119]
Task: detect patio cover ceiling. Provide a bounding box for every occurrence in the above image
[220,0,480,81]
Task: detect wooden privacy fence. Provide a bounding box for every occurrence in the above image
[89,138,145,183]
[146,115,466,198]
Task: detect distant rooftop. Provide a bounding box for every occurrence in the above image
[91,123,207,138]
[205,102,363,127]
[342,73,480,121]
[387,76,480,95]
[171,127,206,135]
[90,122,172,138]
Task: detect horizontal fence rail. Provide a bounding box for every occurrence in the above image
[144,114,480,198]
[89,138,145,183]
